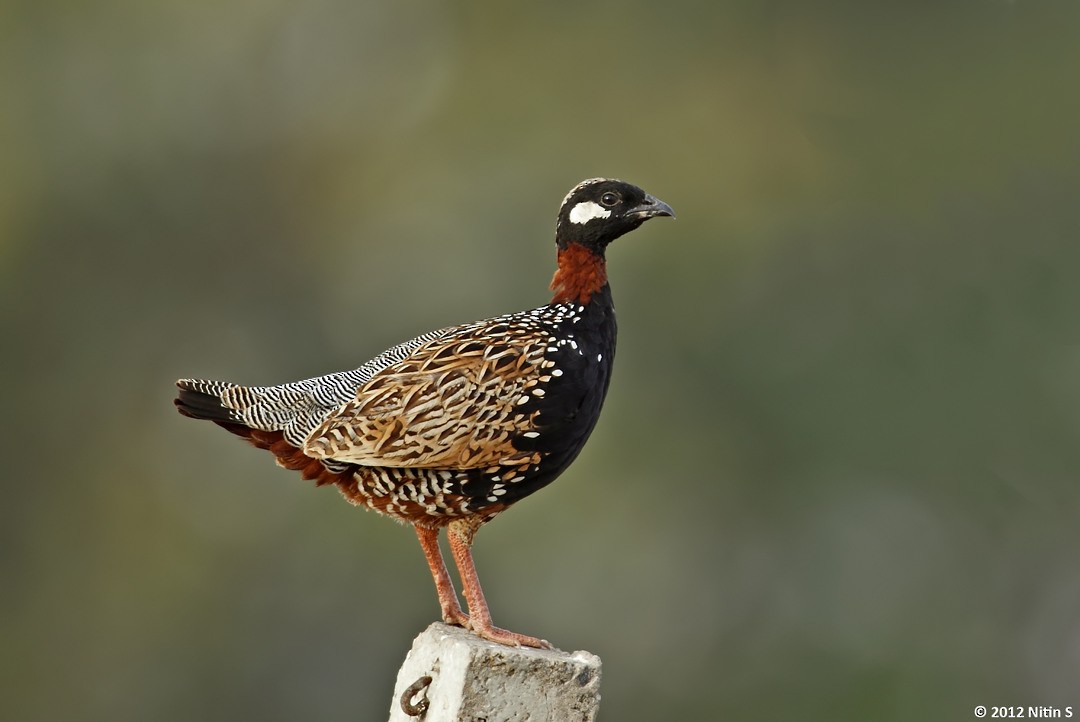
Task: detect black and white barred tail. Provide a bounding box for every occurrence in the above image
[174,328,448,445]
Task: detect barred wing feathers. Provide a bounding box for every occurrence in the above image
[303,318,551,471]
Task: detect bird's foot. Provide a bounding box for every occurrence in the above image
[466,620,553,650]
[440,606,471,629]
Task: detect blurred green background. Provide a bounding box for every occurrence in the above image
[3,1,1079,719]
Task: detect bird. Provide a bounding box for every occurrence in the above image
[174,178,674,648]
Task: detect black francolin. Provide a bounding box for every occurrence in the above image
[175,178,673,648]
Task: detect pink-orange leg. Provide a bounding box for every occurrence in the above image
[414,525,470,628]
[446,520,552,649]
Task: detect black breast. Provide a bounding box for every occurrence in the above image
[461,285,617,508]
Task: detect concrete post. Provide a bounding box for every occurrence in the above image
[388,623,602,722]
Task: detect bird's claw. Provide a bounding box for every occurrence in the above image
[466,620,553,650]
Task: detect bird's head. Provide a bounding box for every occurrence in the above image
[555,178,674,253]
[549,178,674,304]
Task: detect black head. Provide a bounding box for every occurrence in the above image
[555,178,674,252]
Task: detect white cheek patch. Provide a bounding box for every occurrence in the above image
[569,201,611,225]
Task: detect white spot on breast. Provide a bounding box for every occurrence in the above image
[569,201,611,224]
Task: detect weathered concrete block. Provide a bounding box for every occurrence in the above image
[388,623,602,722]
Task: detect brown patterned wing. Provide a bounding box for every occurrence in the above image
[302,329,548,470]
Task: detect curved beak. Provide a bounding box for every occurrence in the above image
[629,193,676,221]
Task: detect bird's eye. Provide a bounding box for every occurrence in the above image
[599,192,620,207]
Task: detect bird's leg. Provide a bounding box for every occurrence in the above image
[414,525,470,628]
[446,518,552,649]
